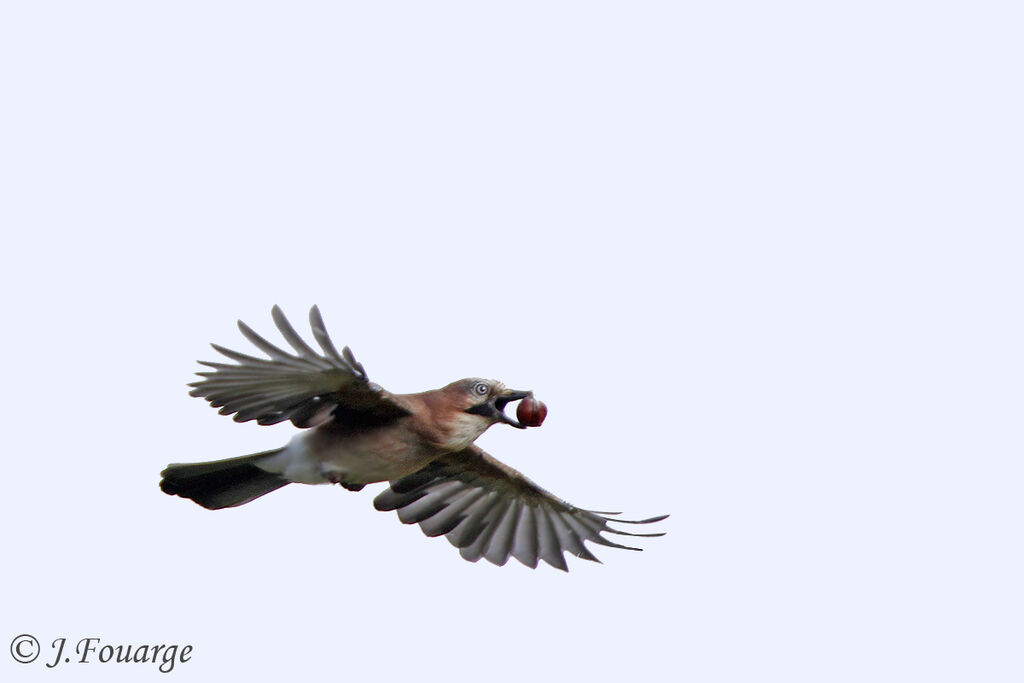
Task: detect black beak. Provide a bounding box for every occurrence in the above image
[494,389,532,429]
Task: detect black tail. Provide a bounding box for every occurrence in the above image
[160,450,289,510]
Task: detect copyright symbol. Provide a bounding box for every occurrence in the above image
[10,634,40,663]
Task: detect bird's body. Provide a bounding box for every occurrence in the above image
[161,306,666,570]
[258,380,524,485]
[262,425,430,486]
[261,397,469,486]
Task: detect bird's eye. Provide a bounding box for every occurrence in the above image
[473,382,489,396]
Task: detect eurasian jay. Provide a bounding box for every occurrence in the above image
[160,306,666,570]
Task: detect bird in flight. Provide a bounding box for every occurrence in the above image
[160,306,667,570]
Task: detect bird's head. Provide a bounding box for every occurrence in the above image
[420,379,533,451]
[451,378,533,430]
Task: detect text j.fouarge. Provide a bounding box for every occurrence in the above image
[47,637,192,673]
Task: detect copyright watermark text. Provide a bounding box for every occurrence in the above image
[10,635,192,673]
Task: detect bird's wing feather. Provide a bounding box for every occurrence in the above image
[373,445,667,571]
[189,305,410,427]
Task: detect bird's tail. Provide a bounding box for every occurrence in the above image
[160,449,290,510]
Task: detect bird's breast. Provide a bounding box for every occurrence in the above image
[426,411,491,451]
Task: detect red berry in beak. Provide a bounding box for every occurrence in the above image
[516,396,548,427]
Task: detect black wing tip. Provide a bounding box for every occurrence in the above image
[605,529,666,538]
[540,555,570,572]
[210,342,240,358]
[572,548,604,564]
[308,305,326,329]
[237,305,283,333]
[606,513,670,525]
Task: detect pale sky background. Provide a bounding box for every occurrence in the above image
[1,2,1021,682]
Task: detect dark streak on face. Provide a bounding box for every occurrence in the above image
[465,402,497,418]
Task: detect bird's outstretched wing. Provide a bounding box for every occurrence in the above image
[374,445,667,571]
[189,305,410,427]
